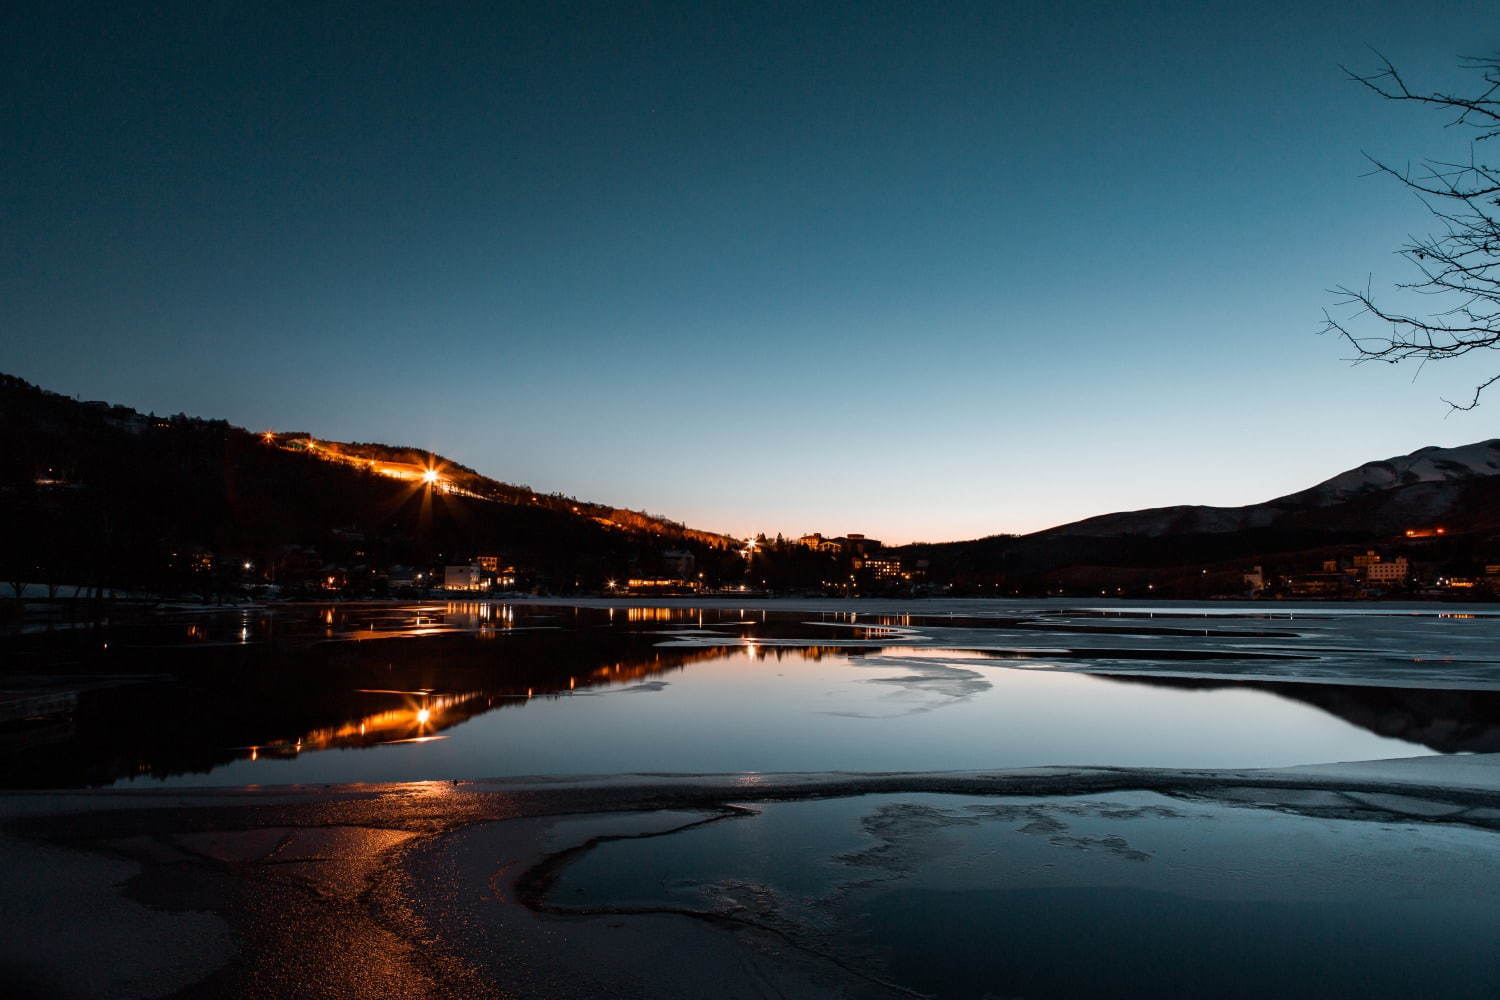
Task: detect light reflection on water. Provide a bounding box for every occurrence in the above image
[6,601,1500,789]
[130,645,1431,789]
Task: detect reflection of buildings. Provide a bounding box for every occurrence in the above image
[231,641,764,763]
[626,606,703,622]
[6,606,870,787]
[249,689,479,758]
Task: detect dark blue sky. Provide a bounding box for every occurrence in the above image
[4,1,1497,541]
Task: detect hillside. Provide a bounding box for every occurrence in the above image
[897,440,1500,593]
[266,434,738,549]
[0,374,739,596]
[1040,441,1500,540]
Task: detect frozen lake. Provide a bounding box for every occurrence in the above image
[3,599,1499,788]
[540,788,1500,998]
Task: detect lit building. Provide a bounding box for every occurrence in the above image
[797,532,883,554]
[862,556,903,579]
[444,565,488,592]
[625,577,701,594]
[1366,558,1409,584]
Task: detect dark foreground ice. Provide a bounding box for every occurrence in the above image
[6,600,1500,996]
[4,754,1500,999]
[543,791,1500,998]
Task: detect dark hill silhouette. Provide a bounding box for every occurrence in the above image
[896,442,1500,594]
[0,373,738,597]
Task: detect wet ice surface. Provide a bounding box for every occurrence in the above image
[9,598,1500,788]
[549,790,1500,999]
[651,601,1500,689]
[139,647,1443,788]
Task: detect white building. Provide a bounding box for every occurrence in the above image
[444,564,488,592]
[1366,557,1409,584]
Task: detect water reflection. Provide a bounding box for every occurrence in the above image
[1099,673,1500,754]
[226,643,767,766]
[2,603,1499,788]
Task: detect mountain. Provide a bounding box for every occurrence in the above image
[267,433,738,550]
[898,440,1500,591]
[1037,440,1500,539]
[0,373,738,595]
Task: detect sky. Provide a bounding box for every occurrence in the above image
[4,1,1499,544]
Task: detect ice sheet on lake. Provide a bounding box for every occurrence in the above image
[645,600,1500,689]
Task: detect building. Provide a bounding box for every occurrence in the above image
[797,532,884,555]
[862,556,903,579]
[1285,573,1345,597]
[625,577,701,594]
[798,533,842,553]
[470,555,517,589]
[1366,557,1409,584]
[1353,551,1381,569]
[444,565,488,592]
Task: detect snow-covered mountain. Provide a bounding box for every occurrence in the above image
[1038,440,1500,539]
[1277,440,1500,507]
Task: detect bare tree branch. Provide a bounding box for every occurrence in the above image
[1324,54,1500,406]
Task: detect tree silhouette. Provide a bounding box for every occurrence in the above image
[1322,54,1500,408]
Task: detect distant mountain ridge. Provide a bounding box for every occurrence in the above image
[1037,440,1500,540]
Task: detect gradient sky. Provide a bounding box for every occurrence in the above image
[5,1,1499,543]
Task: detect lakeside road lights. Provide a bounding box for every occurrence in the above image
[422,467,440,485]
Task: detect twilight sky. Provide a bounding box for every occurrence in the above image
[4,1,1498,543]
